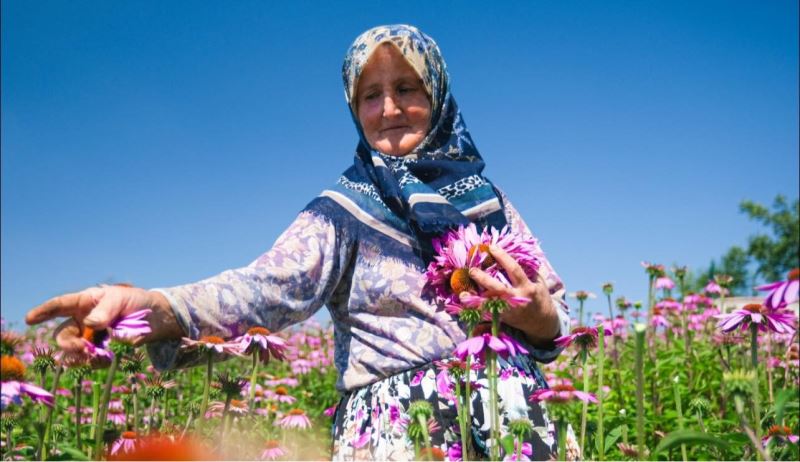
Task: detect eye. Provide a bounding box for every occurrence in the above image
[362,91,379,101]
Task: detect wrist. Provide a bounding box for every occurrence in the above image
[142,290,185,343]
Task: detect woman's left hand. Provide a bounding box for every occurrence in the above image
[463,245,561,346]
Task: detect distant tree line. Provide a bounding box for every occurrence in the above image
[687,195,799,296]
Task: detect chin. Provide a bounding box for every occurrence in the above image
[375,136,424,157]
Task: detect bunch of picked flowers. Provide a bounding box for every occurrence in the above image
[425,223,540,461]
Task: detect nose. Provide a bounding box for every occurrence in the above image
[382,95,402,118]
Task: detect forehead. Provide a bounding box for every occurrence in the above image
[356,44,422,89]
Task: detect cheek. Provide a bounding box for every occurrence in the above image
[358,104,380,132]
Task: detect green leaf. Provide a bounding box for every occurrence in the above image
[604,426,623,455]
[774,388,798,423]
[653,429,731,456]
[500,434,516,456]
[48,445,89,461]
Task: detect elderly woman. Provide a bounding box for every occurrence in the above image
[26,25,574,460]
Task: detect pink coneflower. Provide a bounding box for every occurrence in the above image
[650,307,670,328]
[110,431,138,456]
[276,408,312,429]
[204,399,249,419]
[704,280,725,296]
[453,324,529,363]
[447,441,463,462]
[323,405,337,417]
[291,358,313,375]
[568,291,597,302]
[265,386,297,404]
[107,410,126,425]
[641,261,665,278]
[110,309,152,340]
[715,304,796,334]
[655,276,675,290]
[181,335,240,355]
[554,325,613,349]
[529,383,597,404]
[260,440,287,461]
[425,223,539,307]
[232,327,287,364]
[459,291,530,316]
[655,298,681,312]
[1,355,54,410]
[757,269,800,310]
[503,441,533,461]
[762,424,799,446]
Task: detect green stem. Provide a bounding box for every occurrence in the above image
[133,388,140,434]
[37,365,62,460]
[634,324,646,460]
[672,379,688,462]
[578,300,585,327]
[221,394,233,444]
[579,348,589,455]
[454,377,469,462]
[489,309,502,461]
[464,355,473,460]
[90,381,101,459]
[516,435,523,461]
[249,350,260,414]
[417,413,433,459]
[597,327,606,461]
[557,419,567,462]
[201,352,213,418]
[75,382,83,451]
[750,322,759,370]
[94,354,121,458]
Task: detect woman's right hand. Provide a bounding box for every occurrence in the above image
[25,285,184,357]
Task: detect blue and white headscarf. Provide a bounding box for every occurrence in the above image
[331,25,507,256]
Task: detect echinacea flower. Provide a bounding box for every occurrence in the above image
[568,291,596,302]
[276,408,312,429]
[715,304,796,334]
[503,441,533,461]
[641,261,665,279]
[108,435,214,461]
[205,399,249,418]
[1,355,54,410]
[554,325,612,349]
[181,336,240,355]
[425,223,539,308]
[109,309,152,340]
[529,383,597,404]
[704,280,724,295]
[453,324,529,363]
[232,327,287,364]
[260,440,287,461]
[655,276,675,290]
[265,386,296,404]
[757,269,799,310]
[110,431,138,456]
[762,424,799,447]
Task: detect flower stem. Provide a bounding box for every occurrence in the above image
[417,413,433,459]
[579,348,590,455]
[672,379,688,462]
[634,324,646,460]
[221,394,233,443]
[515,436,523,461]
[578,300,585,327]
[454,377,469,462]
[249,350,260,414]
[74,382,83,451]
[133,387,140,434]
[464,355,474,459]
[201,352,213,418]
[597,327,606,461]
[94,353,121,458]
[489,308,502,461]
[37,365,62,460]
[557,419,567,462]
[750,322,759,370]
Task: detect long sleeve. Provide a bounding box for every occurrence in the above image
[146,209,354,371]
[499,190,571,364]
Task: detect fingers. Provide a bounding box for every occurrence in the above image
[26,288,103,325]
[468,267,507,292]
[53,318,87,353]
[83,287,123,330]
[488,246,530,287]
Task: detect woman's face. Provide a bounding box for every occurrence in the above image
[356,44,432,156]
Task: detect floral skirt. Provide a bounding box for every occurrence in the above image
[331,354,580,461]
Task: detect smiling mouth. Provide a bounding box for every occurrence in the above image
[380,126,410,134]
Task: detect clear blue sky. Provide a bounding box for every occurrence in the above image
[2,0,798,327]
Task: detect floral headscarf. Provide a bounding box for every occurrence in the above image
[336,25,507,256]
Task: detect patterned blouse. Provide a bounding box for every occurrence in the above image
[147,190,570,393]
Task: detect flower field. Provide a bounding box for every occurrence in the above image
[1,263,798,461]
